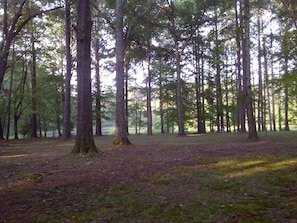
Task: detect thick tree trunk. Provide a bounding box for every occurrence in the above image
[62,0,72,140]
[243,0,259,140]
[235,0,246,133]
[72,0,98,154]
[114,0,131,145]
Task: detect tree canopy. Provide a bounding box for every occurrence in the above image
[0,0,297,148]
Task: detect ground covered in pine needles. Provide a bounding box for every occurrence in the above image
[0,132,297,223]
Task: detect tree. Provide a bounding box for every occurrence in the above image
[235,0,246,133]
[62,0,73,140]
[113,0,131,145]
[72,0,98,154]
[242,0,259,140]
[30,21,38,138]
[0,0,63,92]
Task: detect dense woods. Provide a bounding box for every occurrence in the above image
[0,0,296,148]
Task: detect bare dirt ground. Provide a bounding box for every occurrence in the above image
[0,133,296,222]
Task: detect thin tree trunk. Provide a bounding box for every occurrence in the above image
[62,0,72,140]
[94,20,102,136]
[14,59,28,139]
[214,7,223,133]
[263,36,272,131]
[235,0,246,133]
[125,62,129,135]
[284,58,290,131]
[6,41,15,141]
[270,33,276,131]
[175,44,185,135]
[146,41,153,136]
[159,71,164,134]
[30,23,38,138]
[257,14,263,132]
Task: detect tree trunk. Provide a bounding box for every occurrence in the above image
[72,0,98,154]
[124,62,129,135]
[214,7,224,133]
[263,36,272,131]
[257,14,263,132]
[0,121,4,140]
[13,59,28,139]
[146,41,153,136]
[62,0,72,140]
[94,20,102,136]
[159,70,164,134]
[235,0,246,133]
[114,0,131,145]
[270,32,277,131]
[6,41,15,141]
[242,0,259,140]
[30,24,38,138]
[284,57,290,131]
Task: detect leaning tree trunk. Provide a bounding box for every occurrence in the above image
[113,0,131,145]
[72,0,98,154]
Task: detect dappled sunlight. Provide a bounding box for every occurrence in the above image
[215,159,268,169]
[187,134,205,137]
[0,154,30,159]
[216,158,297,178]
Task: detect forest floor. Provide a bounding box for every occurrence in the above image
[0,132,297,223]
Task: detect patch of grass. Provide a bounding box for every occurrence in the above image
[1,132,297,222]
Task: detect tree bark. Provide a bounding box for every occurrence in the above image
[72,0,98,154]
[94,20,102,136]
[257,14,263,132]
[30,23,38,138]
[6,41,15,141]
[242,0,259,140]
[283,55,290,131]
[114,0,131,145]
[214,7,224,132]
[146,38,153,136]
[62,0,72,140]
[235,0,246,133]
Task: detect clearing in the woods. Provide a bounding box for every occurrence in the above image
[0,132,296,223]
